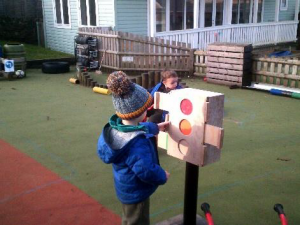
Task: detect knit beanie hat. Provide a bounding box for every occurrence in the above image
[106,71,153,120]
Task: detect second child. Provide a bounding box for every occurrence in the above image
[148,70,182,123]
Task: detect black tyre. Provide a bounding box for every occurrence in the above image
[42,62,70,74]
[75,36,93,45]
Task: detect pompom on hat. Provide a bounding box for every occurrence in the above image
[107,71,153,120]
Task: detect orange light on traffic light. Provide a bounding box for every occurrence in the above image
[179,119,192,135]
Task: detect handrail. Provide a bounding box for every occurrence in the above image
[155,21,298,50]
[155,21,298,36]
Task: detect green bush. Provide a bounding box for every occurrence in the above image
[0,17,38,44]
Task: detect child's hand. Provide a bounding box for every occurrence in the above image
[165,171,170,180]
[158,121,170,132]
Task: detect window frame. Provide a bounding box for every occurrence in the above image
[78,0,99,27]
[152,0,266,34]
[52,0,71,29]
[280,0,288,11]
[155,0,194,32]
[231,0,264,25]
[199,0,226,28]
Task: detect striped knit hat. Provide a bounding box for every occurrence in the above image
[106,71,153,120]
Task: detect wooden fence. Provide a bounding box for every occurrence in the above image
[194,50,207,77]
[194,51,300,88]
[77,27,194,75]
[252,57,300,88]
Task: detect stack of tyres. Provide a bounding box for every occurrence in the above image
[75,36,93,45]
[3,44,27,77]
[74,35,98,70]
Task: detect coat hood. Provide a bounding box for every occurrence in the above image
[98,123,145,164]
[98,114,159,164]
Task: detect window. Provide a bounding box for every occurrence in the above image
[232,0,264,24]
[156,0,167,32]
[204,0,213,27]
[204,0,224,27]
[155,0,194,32]
[153,0,265,33]
[186,0,194,29]
[280,0,288,10]
[170,0,184,30]
[79,0,97,26]
[256,0,264,23]
[53,0,70,27]
[215,0,224,26]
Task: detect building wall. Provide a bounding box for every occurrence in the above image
[263,0,298,22]
[279,0,297,21]
[42,0,299,54]
[42,0,115,54]
[98,0,115,27]
[263,0,276,22]
[42,0,78,54]
[115,0,148,35]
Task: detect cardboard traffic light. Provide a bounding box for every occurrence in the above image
[154,88,224,166]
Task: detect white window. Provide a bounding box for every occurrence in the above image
[78,0,98,26]
[280,0,288,10]
[231,0,264,24]
[203,0,224,27]
[156,0,167,32]
[153,0,265,33]
[53,0,71,28]
[155,0,194,32]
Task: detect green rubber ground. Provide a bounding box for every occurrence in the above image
[1,68,300,225]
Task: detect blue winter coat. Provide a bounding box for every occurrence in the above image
[97,121,167,204]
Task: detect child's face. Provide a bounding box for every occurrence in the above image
[163,77,178,91]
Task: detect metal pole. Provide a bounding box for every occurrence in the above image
[183,162,199,225]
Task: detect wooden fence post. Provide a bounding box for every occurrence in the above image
[149,71,155,89]
[142,72,149,89]
[189,49,196,76]
[154,71,161,85]
[136,76,142,86]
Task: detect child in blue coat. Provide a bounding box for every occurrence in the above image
[98,71,170,225]
[148,70,182,123]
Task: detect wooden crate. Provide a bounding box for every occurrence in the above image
[206,43,252,87]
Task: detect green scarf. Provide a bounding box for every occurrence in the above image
[109,114,148,133]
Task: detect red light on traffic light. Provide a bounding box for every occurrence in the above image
[180,99,193,115]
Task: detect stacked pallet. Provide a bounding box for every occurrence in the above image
[206,43,252,87]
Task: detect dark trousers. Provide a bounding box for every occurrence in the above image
[121,198,150,225]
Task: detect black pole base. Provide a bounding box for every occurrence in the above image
[183,162,199,225]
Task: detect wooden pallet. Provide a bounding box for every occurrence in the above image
[206,43,252,87]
